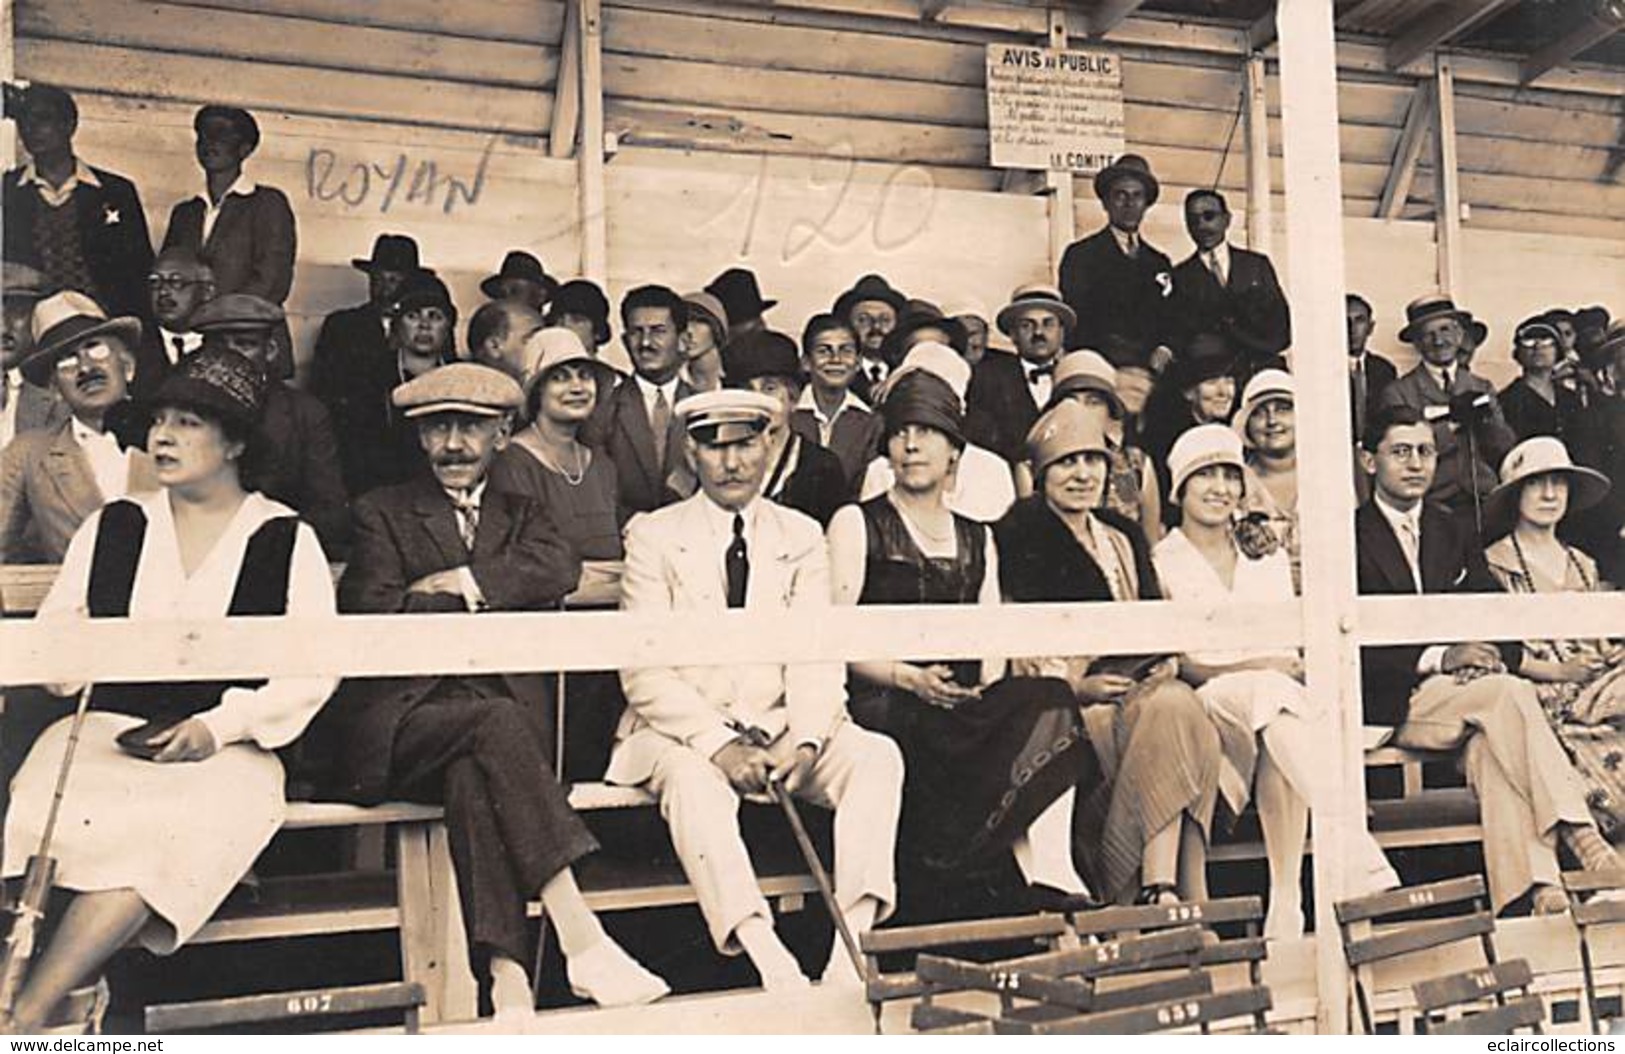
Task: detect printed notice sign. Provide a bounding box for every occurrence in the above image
[985,44,1125,173]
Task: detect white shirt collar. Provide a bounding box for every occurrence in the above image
[1110,226,1139,254]
[795,386,869,422]
[159,327,203,365]
[196,172,257,206]
[1373,490,1421,536]
[1203,242,1231,271]
[443,479,487,507]
[634,372,680,410]
[1425,361,1454,390]
[18,158,100,190]
[700,493,761,546]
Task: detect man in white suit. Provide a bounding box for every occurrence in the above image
[612,389,903,990]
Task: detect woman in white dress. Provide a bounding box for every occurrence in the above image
[1151,425,1396,940]
[2,348,336,1032]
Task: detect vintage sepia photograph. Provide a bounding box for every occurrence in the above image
[0,0,1621,1037]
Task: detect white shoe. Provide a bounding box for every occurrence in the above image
[567,938,670,1007]
[761,968,812,992]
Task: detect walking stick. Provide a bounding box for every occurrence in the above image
[0,682,95,1019]
[769,778,866,980]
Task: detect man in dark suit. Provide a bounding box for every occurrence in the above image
[722,329,847,526]
[162,105,296,378]
[1346,293,1396,441]
[310,234,426,413]
[1057,154,1174,371]
[1,263,67,448]
[581,285,695,515]
[1377,295,1516,532]
[131,247,215,400]
[1356,405,1617,915]
[188,294,350,557]
[2,83,153,322]
[1168,189,1290,384]
[319,362,666,1021]
[967,284,1075,464]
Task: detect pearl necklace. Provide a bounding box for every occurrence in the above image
[527,425,586,487]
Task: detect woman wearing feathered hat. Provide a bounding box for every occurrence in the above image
[1,348,336,1032]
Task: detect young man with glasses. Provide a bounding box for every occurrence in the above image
[1355,404,1620,917]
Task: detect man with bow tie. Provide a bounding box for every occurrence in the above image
[612,389,903,991]
[320,362,669,1022]
[1356,404,1619,917]
[967,284,1076,464]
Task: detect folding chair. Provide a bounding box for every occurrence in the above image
[1563,867,1625,1032]
[908,924,1211,1032]
[858,913,1072,1032]
[1336,875,1544,1034]
[1065,896,1271,1032]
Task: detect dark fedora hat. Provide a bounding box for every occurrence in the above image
[352,234,431,276]
[832,273,907,321]
[480,250,557,301]
[722,329,801,387]
[1172,332,1238,390]
[1397,294,1473,344]
[546,279,612,346]
[705,268,776,325]
[21,291,142,387]
[879,305,968,364]
[1092,153,1160,206]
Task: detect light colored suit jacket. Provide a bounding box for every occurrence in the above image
[608,492,847,786]
[0,418,159,562]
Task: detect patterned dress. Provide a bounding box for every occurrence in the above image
[1485,536,1625,839]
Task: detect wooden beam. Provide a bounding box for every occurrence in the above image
[1377,79,1433,219]
[1276,0,1356,1035]
[1521,0,1625,85]
[1086,0,1145,37]
[1433,53,1463,295]
[579,0,608,283]
[1243,52,1272,255]
[1385,0,1519,70]
[1046,7,1075,277]
[1247,7,1277,50]
[548,0,581,159]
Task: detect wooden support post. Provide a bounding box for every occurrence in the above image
[1276,0,1357,1035]
[549,0,582,160]
[578,0,609,284]
[1377,81,1434,220]
[1244,53,1273,256]
[1046,8,1076,279]
[1432,54,1463,296]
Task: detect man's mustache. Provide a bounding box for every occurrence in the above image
[432,454,482,467]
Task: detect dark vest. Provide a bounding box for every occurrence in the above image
[858,496,985,687]
[86,499,298,722]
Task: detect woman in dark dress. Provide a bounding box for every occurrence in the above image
[996,400,1221,906]
[828,369,1096,910]
[490,326,623,562]
[1500,317,1586,444]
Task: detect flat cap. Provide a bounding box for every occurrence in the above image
[188,293,284,332]
[675,388,778,445]
[2,261,52,302]
[392,362,524,419]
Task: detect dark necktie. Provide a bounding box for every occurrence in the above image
[725,513,749,609]
[171,336,187,364]
[651,388,671,469]
[1025,362,1055,381]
